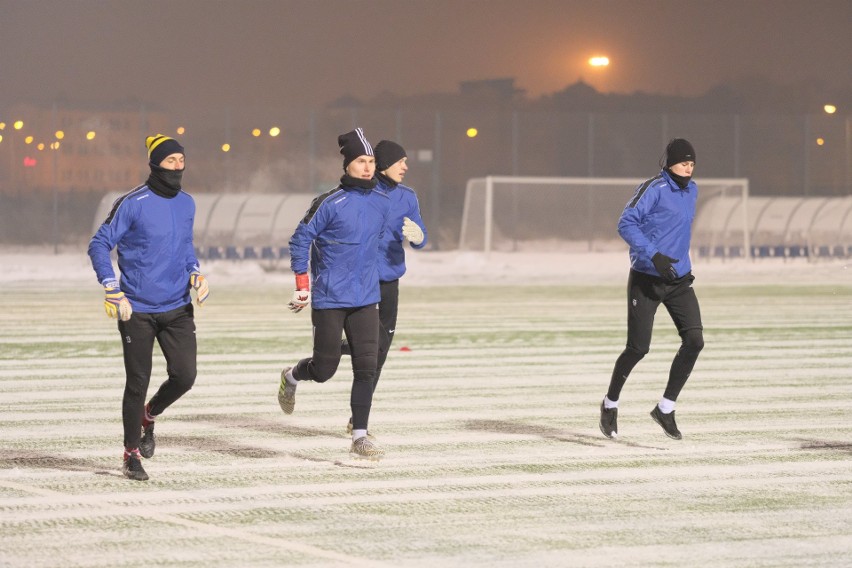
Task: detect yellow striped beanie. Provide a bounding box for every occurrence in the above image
[146,134,185,166]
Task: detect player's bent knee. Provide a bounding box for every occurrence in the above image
[625,345,649,359]
[682,329,704,353]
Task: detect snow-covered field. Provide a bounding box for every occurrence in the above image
[2,248,852,567]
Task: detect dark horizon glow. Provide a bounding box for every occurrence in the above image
[1,0,850,112]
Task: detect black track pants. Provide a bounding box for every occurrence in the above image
[117,303,197,449]
[293,304,379,430]
[341,279,399,392]
[607,270,704,402]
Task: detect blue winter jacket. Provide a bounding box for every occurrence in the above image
[88,185,199,313]
[289,183,391,309]
[375,176,428,282]
[617,169,697,278]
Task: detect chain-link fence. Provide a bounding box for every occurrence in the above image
[1,103,850,249]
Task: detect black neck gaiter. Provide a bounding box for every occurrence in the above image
[340,174,377,191]
[376,172,398,188]
[666,169,692,190]
[147,163,183,198]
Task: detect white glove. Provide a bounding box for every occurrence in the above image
[401,217,424,245]
[288,289,310,313]
[288,273,310,313]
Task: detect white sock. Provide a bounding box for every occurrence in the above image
[284,368,297,385]
[658,397,676,414]
[603,396,619,410]
[352,429,367,441]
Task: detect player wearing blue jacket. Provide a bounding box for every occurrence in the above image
[278,128,390,460]
[599,138,705,441]
[341,140,427,435]
[88,135,209,481]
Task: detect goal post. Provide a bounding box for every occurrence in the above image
[458,175,750,259]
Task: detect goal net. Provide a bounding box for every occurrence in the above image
[458,176,750,259]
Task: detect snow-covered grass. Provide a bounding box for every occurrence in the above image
[1,249,851,567]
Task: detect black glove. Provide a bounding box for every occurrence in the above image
[652,252,679,282]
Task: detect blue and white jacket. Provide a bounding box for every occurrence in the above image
[375,175,428,282]
[88,185,199,313]
[617,169,697,278]
[289,182,391,309]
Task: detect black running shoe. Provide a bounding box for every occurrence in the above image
[650,405,682,440]
[599,400,618,439]
[122,450,149,481]
[140,424,156,459]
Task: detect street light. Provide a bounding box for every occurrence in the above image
[824,104,837,114]
[269,126,281,137]
[588,56,610,67]
[466,127,478,138]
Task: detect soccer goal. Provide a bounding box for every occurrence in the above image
[458,176,750,259]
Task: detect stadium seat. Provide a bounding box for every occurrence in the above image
[261,246,276,259]
[207,246,223,260]
[225,246,240,260]
[728,246,742,258]
[832,245,846,258]
[788,245,807,258]
[754,246,771,258]
[278,246,290,259]
[773,245,786,258]
[713,245,725,258]
[243,246,259,259]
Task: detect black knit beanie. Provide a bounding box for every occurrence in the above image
[374,140,407,171]
[146,134,184,167]
[665,138,696,167]
[338,128,373,170]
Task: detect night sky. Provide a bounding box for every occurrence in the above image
[2,0,850,112]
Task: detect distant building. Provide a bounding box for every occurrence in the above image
[0,101,171,194]
[458,78,525,102]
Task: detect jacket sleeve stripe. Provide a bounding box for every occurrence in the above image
[628,175,662,208]
[103,184,147,225]
[301,187,342,224]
